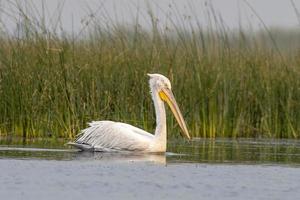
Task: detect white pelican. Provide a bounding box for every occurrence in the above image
[68,73,191,152]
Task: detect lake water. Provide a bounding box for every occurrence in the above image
[0,137,300,199]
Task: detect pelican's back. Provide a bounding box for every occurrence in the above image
[69,121,154,151]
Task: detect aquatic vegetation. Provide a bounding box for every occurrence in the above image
[0,2,299,139]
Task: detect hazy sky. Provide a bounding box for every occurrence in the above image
[1,0,300,34]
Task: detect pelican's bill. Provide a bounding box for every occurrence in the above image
[159,88,191,140]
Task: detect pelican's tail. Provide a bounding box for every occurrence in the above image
[67,142,94,151]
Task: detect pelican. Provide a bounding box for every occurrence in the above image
[68,73,190,152]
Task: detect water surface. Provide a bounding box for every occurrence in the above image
[0,137,300,200]
[1,137,300,165]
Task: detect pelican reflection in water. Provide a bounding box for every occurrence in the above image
[75,151,167,164]
[68,73,190,152]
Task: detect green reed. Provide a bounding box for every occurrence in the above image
[0,2,300,139]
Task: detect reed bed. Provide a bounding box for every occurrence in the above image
[0,2,300,139]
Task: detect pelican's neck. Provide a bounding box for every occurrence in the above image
[151,88,167,143]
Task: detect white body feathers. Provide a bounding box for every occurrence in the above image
[70,120,165,152]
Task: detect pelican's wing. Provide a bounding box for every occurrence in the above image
[71,121,154,151]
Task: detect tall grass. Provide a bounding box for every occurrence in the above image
[0,1,300,139]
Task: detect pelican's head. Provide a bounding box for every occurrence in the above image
[147,73,191,140]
